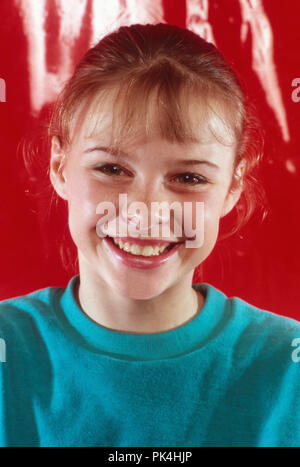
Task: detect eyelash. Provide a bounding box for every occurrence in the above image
[95,164,127,176]
[171,173,208,186]
[94,164,209,186]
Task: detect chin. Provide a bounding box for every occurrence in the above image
[111,279,166,301]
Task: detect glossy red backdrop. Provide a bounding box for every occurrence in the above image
[0,0,299,318]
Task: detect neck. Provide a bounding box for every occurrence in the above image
[75,259,204,334]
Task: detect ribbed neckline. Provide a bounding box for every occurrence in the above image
[59,275,228,361]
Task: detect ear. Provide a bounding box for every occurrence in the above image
[49,136,68,201]
[221,160,245,218]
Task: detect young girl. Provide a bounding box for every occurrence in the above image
[0,23,299,448]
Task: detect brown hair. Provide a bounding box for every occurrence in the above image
[24,23,267,273]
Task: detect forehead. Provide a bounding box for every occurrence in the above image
[69,86,237,153]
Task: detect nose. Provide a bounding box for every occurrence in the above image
[121,200,169,235]
[119,191,172,237]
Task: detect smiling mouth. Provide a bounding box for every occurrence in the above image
[109,236,177,257]
[103,235,185,270]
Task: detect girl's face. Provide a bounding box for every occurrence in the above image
[50,96,242,300]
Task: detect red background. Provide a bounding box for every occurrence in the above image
[0,0,299,318]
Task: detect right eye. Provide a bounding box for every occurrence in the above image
[94,164,128,176]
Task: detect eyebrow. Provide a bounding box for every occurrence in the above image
[84,146,220,169]
[84,146,129,158]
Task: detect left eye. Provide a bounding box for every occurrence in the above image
[172,173,208,185]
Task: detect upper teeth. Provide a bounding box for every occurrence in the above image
[113,238,169,256]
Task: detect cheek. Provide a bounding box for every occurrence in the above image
[180,192,225,266]
[179,192,223,237]
[66,173,116,240]
[202,191,227,246]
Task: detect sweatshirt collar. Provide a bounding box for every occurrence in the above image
[59,275,228,361]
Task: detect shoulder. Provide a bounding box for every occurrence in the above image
[0,282,66,346]
[200,282,300,330]
[0,283,65,316]
[195,282,300,361]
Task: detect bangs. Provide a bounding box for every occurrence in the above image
[68,68,242,152]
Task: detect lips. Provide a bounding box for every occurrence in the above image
[103,235,185,270]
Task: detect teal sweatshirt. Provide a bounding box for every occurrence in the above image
[0,275,299,447]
